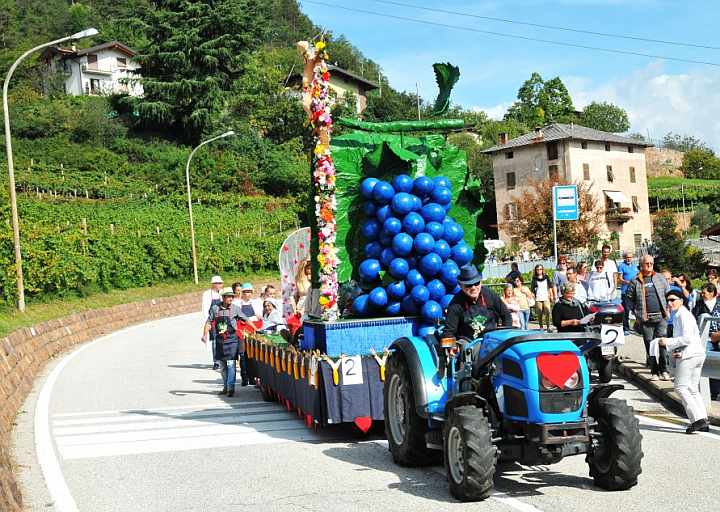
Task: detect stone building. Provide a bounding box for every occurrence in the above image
[482,123,654,252]
[287,64,378,114]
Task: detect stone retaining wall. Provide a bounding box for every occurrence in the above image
[0,290,205,511]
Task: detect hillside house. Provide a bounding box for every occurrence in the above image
[41,41,143,97]
[483,123,654,253]
[288,64,378,114]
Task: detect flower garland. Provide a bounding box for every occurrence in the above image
[298,39,339,321]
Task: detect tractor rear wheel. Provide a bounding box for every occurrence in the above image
[587,398,643,490]
[444,405,497,502]
[383,353,436,466]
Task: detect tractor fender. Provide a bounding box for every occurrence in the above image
[444,392,488,418]
[389,336,447,418]
[587,383,624,417]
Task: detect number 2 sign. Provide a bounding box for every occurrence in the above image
[341,355,364,385]
[601,324,625,348]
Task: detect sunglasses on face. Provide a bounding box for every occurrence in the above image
[667,297,680,303]
[462,283,481,289]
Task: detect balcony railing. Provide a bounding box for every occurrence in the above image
[81,64,113,75]
[605,206,633,224]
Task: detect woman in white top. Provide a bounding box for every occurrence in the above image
[587,259,614,302]
[659,288,709,433]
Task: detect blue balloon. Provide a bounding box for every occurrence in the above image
[391,192,415,216]
[392,233,414,256]
[360,178,379,199]
[421,203,446,223]
[362,201,377,217]
[380,248,396,267]
[440,260,460,287]
[361,219,381,241]
[411,285,430,305]
[441,294,454,310]
[401,295,419,315]
[451,243,474,266]
[430,186,452,205]
[385,301,402,315]
[433,176,452,190]
[369,287,388,308]
[383,217,402,235]
[376,205,392,223]
[405,269,425,288]
[372,181,395,204]
[425,221,444,240]
[418,322,436,336]
[413,176,435,198]
[412,195,423,211]
[426,279,446,302]
[434,239,451,261]
[419,252,443,276]
[359,258,381,281]
[364,241,383,259]
[422,300,443,321]
[443,203,453,213]
[378,231,394,247]
[389,257,410,279]
[402,212,425,236]
[443,222,464,244]
[413,233,435,255]
[353,294,370,316]
[392,174,414,193]
[387,280,407,300]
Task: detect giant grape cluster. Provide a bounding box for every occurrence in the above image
[352,174,474,323]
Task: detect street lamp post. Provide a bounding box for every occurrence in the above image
[3,28,98,312]
[185,131,235,285]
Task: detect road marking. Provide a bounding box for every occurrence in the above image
[51,400,267,418]
[491,492,544,512]
[637,413,720,440]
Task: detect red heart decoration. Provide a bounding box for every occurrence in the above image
[536,352,580,389]
[354,416,373,434]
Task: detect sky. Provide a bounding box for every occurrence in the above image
[299,0,720,149]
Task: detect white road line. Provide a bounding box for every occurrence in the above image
[637,414,720,440]
[51,400,268,418]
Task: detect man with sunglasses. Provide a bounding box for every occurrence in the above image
[445,264,513,340]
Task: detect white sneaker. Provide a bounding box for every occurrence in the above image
[650,375,660,381]
[661,372,672,381]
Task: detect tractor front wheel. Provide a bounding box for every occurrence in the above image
[444,405,497,502]
[587,398,643,490]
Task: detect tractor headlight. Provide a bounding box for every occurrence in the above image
[540,375,559,391]
[564,371,580,389]
[540,370,580,391]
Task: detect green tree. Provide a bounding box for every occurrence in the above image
[653,211,707,276]
[681,148,720,179]
[125,0,272,143]
[580,101,630,133]
[363,88,423,122]
[690,203,717,233]
[505,72,576,127]
[662,132,710,152]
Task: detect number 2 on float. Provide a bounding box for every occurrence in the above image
[341,355,364,385]
[600,324,625,347]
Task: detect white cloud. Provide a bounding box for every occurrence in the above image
[564,62,720,149]
[471,102,511,120]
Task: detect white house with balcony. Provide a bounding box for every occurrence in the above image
[41,41,143,97]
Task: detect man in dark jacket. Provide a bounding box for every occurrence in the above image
[446,264,513,340]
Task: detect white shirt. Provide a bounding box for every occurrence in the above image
[201,289,220,320]
[535,279,549,301]
[602,258,618,294]
[571,280,587,304]
[588,271,613,301]
[232,298,263,319]
[664,306,706,359]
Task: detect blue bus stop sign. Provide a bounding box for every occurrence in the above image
[553,185,579,221]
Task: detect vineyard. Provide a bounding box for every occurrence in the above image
[648,176,720,212]
[0,195,301,305]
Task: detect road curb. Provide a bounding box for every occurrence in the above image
[616,358,720,427]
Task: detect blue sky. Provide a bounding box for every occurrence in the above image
[299,0,720,148]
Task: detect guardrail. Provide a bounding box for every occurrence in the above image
[699,314,720,380]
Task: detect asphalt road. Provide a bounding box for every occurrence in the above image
[13,312,720,512]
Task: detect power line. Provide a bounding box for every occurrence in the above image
[302,0,720,67]
[369,0,720,51]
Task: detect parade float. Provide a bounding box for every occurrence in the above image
[246,39,485,431]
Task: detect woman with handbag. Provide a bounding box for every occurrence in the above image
[513,275,534,329]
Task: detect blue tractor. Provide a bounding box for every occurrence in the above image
[383,328,644,501]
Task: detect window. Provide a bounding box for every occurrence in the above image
[629,166,636,183]
[505,203,518,221]
[549,165,559,181]
[583,163,590,181]
[116,57,127,68]
[606,165,614,182]
[505,151,514,159]
[605,143,611,152]
[506,172,516,190]
[581,141,588,150]
[90,78,100,94]
[547,142,558,160]
[634,233,643,248]
[87,54,98,70]
[632,196,639,213]
[628,146,634,153]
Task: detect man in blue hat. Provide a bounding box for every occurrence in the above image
[445,264,513,339]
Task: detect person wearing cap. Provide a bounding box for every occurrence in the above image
[203,287,254,395]
[201,276,224,369]
[618,251,639,335]
[658,288,709,433]
[232,282,263,321]
[445,264,513,340]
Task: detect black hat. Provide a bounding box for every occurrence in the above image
[457,264,482,286]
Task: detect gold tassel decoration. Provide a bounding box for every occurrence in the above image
[370,347,390,382]
[323,355,342,386]
[300,354,306,379]
[293,352,300,380]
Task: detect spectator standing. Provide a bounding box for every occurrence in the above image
[618,251,639,335]
[626,255,670,379]
[658,288,709,433]
[706,269,720,295]
[505,262,522,284]
[513,276,534,329]
[576,261,590,285]
[233,282,263,321]
[588,260,614,301]
[566,267,587,305]
[552,283,587,333]
[201,275,223,369]
[672,273,697,311]
[501,284,521,327]
[692,283,720,400]
[600,244,619,294]
[552,258,568,293]
[530,265,555,331]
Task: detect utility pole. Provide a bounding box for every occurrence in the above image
[415,82,421,120]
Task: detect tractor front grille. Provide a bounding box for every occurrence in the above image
[539,390,583,414]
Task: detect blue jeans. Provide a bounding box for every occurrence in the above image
[221,359,236,390]
[621,295,632,332]
[520,309,530,330]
